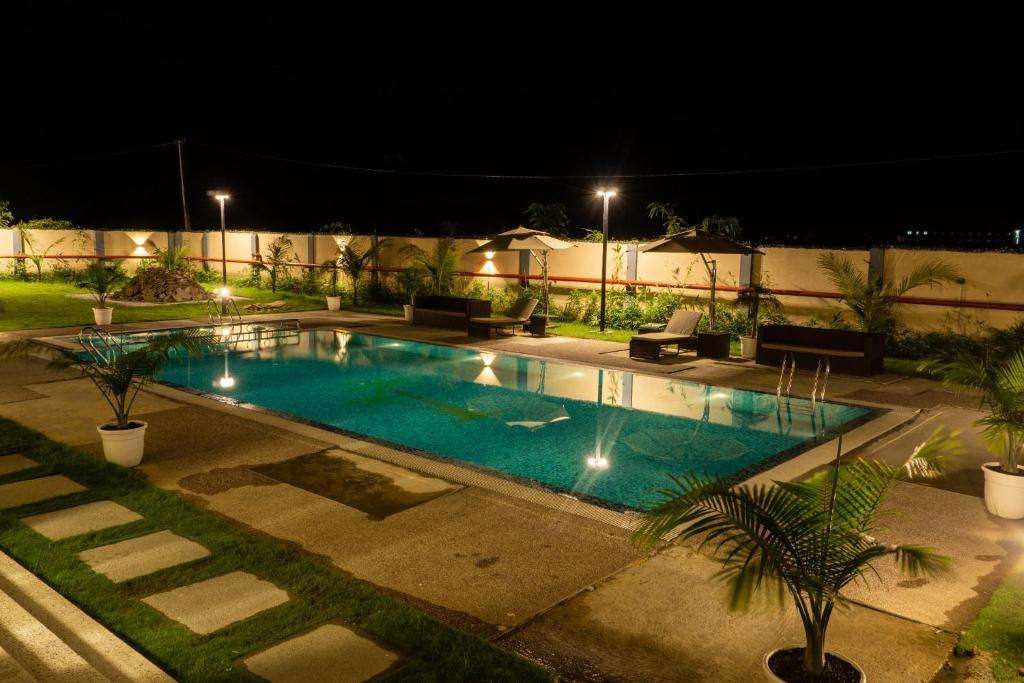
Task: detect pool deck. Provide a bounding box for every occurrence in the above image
[0,311,1009,682]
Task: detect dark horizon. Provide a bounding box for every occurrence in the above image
[4,6,1024,246]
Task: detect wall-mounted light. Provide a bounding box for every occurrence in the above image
[480,352,496,367]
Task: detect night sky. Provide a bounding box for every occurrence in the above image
[4,6,1023,245]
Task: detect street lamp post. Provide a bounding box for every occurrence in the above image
[211,192,231,315]
[597,189,617,332]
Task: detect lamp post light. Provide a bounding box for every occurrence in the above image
[596,189,617,332]
[210,192,231,315]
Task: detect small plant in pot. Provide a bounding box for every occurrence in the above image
[396,265,426,322]
[322,253,343,311]
[81,260,129,326]
[921,349,1024,518]
[633,428,962,682]
[738,283,783,360]
[1,329,214,466]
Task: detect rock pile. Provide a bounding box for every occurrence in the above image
[116,268,211,303]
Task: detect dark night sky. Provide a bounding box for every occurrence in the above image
[3,5,1023,245]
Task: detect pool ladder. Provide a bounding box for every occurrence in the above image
[775,353,830,402]
[207,297,242,327]
[78,326,121,366]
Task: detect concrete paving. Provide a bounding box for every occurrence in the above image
[0,454,37,477]
[243,623,398,682]
[78,530,210,583]
[23,501,144,541]
[142,571,290,635]
[505,543,957,683]
[0,377,180,447]
[0,475,86,510]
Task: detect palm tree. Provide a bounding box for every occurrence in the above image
[338,238,390,307]
[817,252,961,334]
[633,428,961,678]
[400,237,460,295]
[921,349,1024,473]
[647,202,689,235]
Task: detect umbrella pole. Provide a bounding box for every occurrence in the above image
[701,253,717,331]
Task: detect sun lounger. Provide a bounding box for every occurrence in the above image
[468,298,539,339]
[629,309,703,360]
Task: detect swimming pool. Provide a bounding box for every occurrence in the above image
[150,328,872,509]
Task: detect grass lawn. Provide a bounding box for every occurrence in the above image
[958,571,1024,681]
[0,417,551,682]
[0,279,404,332]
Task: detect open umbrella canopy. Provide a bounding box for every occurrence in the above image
[468,226,574,254]
[640,229,764,255]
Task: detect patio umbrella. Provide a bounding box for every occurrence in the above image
[640,230,763,331]
[468,227,574,316]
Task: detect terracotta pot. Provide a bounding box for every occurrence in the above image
[97,421,147,467]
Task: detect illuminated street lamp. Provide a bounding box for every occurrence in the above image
[211,192,231,288]
[596,189,617,332]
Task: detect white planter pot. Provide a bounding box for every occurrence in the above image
[983,462,1024,519]
[97,421,147,467]
[326,296,342,311]
[763,648,864,682]
[92,307,113,326]
[404,304,414,322]
[740,335,757,359]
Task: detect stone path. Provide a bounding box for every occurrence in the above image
[0,453,399,682]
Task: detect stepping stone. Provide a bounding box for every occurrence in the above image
[23,501,144,541]
[243,624,398,683]
[0,475,85,510]
[142,571,289,635]
[0,454,37,477]
[78,530,209,582]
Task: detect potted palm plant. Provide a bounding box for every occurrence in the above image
[396,266,425,321]
[1,329,214,466]
[922,349,1024,518]
[738,283,783,360]
[322,252,343,311]
[81,260,129,325]
[633,428,961,682]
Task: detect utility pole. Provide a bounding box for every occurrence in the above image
[176,139,191,232]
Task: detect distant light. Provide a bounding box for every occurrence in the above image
[586,453,610,470]
[212,193,231,202]
[218,326,232,338]
[1015,229,1022,245]
[217,287,230,299]
[480,352,496,367]
[484,251,496,260]
[216,376,235,389]
[596,189,618,198]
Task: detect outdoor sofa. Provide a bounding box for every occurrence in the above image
[411,294,491,330]
[629,309,703,360]
[468,298,539,339]
[755,324,885,376]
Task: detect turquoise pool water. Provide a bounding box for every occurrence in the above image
[150,329,871,509]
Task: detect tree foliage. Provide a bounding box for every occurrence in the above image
[817,252,961,334]
[400,237,460,295]
[633,428,962,676]
[337,238,390,305]
[524,202,569,237]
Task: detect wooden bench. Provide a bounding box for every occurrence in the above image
[756,324,885,376]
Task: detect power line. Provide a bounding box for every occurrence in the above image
[0,141,177,170]
[192,141,1024,180]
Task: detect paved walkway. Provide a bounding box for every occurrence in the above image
[0,312,1007,681]
[0,450,398,681]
